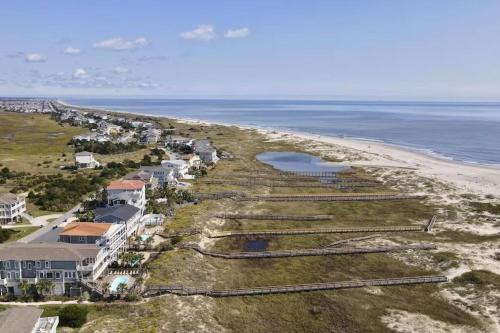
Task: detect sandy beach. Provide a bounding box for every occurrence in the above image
[274,130,500,197]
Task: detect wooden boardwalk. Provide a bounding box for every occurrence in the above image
[323,234,380,247]
[186,243,436,259]
[425,215,437,232]
[194,191,245,200]
[202,179,377,189]
[209,225,424,238]
[238,193,424,202]
[144,275,447,297]
[215,214,334,221]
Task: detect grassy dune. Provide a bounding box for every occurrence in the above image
[0,110,86,173]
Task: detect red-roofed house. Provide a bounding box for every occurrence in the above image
[59,222,126,277]
[106,180,146,213]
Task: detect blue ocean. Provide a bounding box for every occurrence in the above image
[63,98,500,166]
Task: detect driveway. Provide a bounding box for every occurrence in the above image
[18,204,81,243]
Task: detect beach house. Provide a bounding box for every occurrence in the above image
[106,180,146,213]
[161,159,190,179]
[140,128,162,144]
[194,139,219,164]
[0,242,104,296]
[165,135,194,148]
[0,193,26,224]
[74,151,100,169]
[94,204,142,237]
[58,222,126,264]
[181,154,202,168]
[140,165,177,187]
[125,169,159,190]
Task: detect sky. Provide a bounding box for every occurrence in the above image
[1,0,500,100]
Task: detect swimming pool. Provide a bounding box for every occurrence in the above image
[110,276,129,292]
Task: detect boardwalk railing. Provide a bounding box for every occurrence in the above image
[194,191,246,200]
[246,170,340,178]
[144,275,447,297]
[209,225,424,238]
[215,214,334,221]
[238,194,424,202]
[229,174,363,183]
[425,215,437,232]
[81,279,104,297]
[202,180,377,189]
[323,234,380,247]
[185,243,436,259]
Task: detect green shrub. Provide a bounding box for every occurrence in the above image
[58,305,89,328]
[170,235,183,245]
[453,270,500,288]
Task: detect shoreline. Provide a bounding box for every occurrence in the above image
[57,100,500,196]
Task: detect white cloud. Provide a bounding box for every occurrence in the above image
[63,47,81,54]
[73,68,88,79]
[180,24,215,41]
[25,53,45,63]
[114,66,130,74]
[93,37,149,50]
[224,27,250,39]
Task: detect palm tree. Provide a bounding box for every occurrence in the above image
[116,282,127,297]
[144,236,153,250]
[35,281,45,297]
[135,276,144,285]
[44,280,55,296]
[19,280,30,297]
[134,235,142,244]
[102,282,111,297]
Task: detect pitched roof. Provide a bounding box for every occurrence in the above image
[94,204,140,223]
[106,179,144,190]
[60,222,112,237]
[0,307,42,333]
[75,151,92,156]
[125,170,153,182]
[0,193,22,205]
[0,242,99,261]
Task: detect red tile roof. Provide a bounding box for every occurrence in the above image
[107,179,145,190]
[60,222,113,236]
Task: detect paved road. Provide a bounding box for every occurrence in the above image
[19,212,63,227]
[18,204,81,243]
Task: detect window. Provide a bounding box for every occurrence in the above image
[45,261,50,269]
[64,272,68,278]
[5,262,10,269]
[36,261,41,269]
[6,272,11,279]
[22,261,26,268]
[79,236,85,242]
[14,272,19,279]
[38,272,44,279]
[46,272,53,279]
[14,261,19,269]
[55,272,61,279]
[27,262,32,270]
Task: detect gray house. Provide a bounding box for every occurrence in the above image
[0,242,101,296]
[194,139,219,164]
[94,204,142,238]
